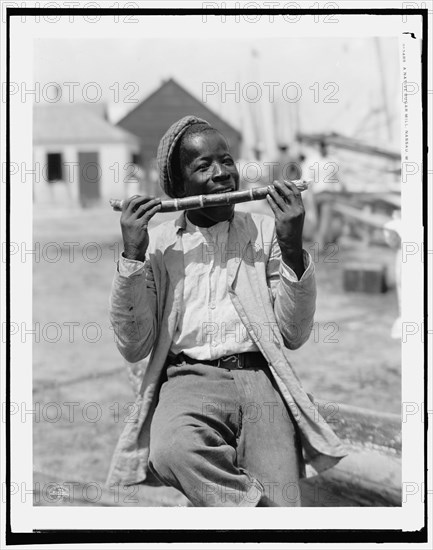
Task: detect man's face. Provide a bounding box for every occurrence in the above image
[181,130,240,225]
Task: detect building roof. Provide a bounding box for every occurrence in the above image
[117,78,242,139]
[116,78,242,162]
[34,103,141,146]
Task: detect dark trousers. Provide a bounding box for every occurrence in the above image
[148,359,302,507]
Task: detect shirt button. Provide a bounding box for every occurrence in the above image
[210,303,216,309]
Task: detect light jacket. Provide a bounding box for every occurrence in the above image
[106,210,347,486]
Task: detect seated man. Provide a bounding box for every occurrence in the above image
[107,116,346,507]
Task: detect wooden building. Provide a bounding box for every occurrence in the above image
[33,103,141,207]
[117,78,242,196]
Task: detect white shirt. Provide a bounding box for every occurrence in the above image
[170,216,256,359]
[119,215,313,361]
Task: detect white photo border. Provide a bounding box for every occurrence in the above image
[1,2,430,547]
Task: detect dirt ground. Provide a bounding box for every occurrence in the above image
[32,203,401,506]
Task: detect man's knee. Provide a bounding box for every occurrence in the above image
[148,429,190,480]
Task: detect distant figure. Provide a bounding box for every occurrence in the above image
[301,141,342,251]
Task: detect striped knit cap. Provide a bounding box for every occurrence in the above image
[156,115,210,198]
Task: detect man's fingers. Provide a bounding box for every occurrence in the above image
[274,180,300,203]
[123,194,140,212]
[282,179,302,197]
[268,184,287,211]
[283,180,304,209]
[273,180,305,212]
[266,194,280,216]
[126,195,160,215]
[136,202,162,222]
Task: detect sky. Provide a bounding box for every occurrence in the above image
[34,36,401,158]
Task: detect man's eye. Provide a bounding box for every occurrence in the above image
[224,157,234,165]
[197,164,209,171]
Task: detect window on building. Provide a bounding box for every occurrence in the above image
[47,153,63,182]
[131,153,141,166]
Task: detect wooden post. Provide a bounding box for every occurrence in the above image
[300,400,401,507]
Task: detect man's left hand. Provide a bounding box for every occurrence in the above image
[267,180,305,279]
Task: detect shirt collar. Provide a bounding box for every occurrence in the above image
[175,211,232,234]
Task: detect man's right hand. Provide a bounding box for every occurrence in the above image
[120,195,162,262]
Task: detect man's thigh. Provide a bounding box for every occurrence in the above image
[151,362,240,435]
[233,367,302,506]
[148,362,265,506]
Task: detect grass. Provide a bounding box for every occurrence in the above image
[33,203,401,506]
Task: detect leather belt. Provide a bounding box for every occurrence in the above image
[173,352,269,370]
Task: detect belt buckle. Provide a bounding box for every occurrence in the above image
[218,354,239,368]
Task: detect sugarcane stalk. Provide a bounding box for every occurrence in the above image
[110,180,311,212]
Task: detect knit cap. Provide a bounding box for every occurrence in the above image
[156,115,210,198]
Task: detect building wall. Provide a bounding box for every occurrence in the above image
[33,142,140,206]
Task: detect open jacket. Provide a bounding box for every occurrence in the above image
[107,210,347,487]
